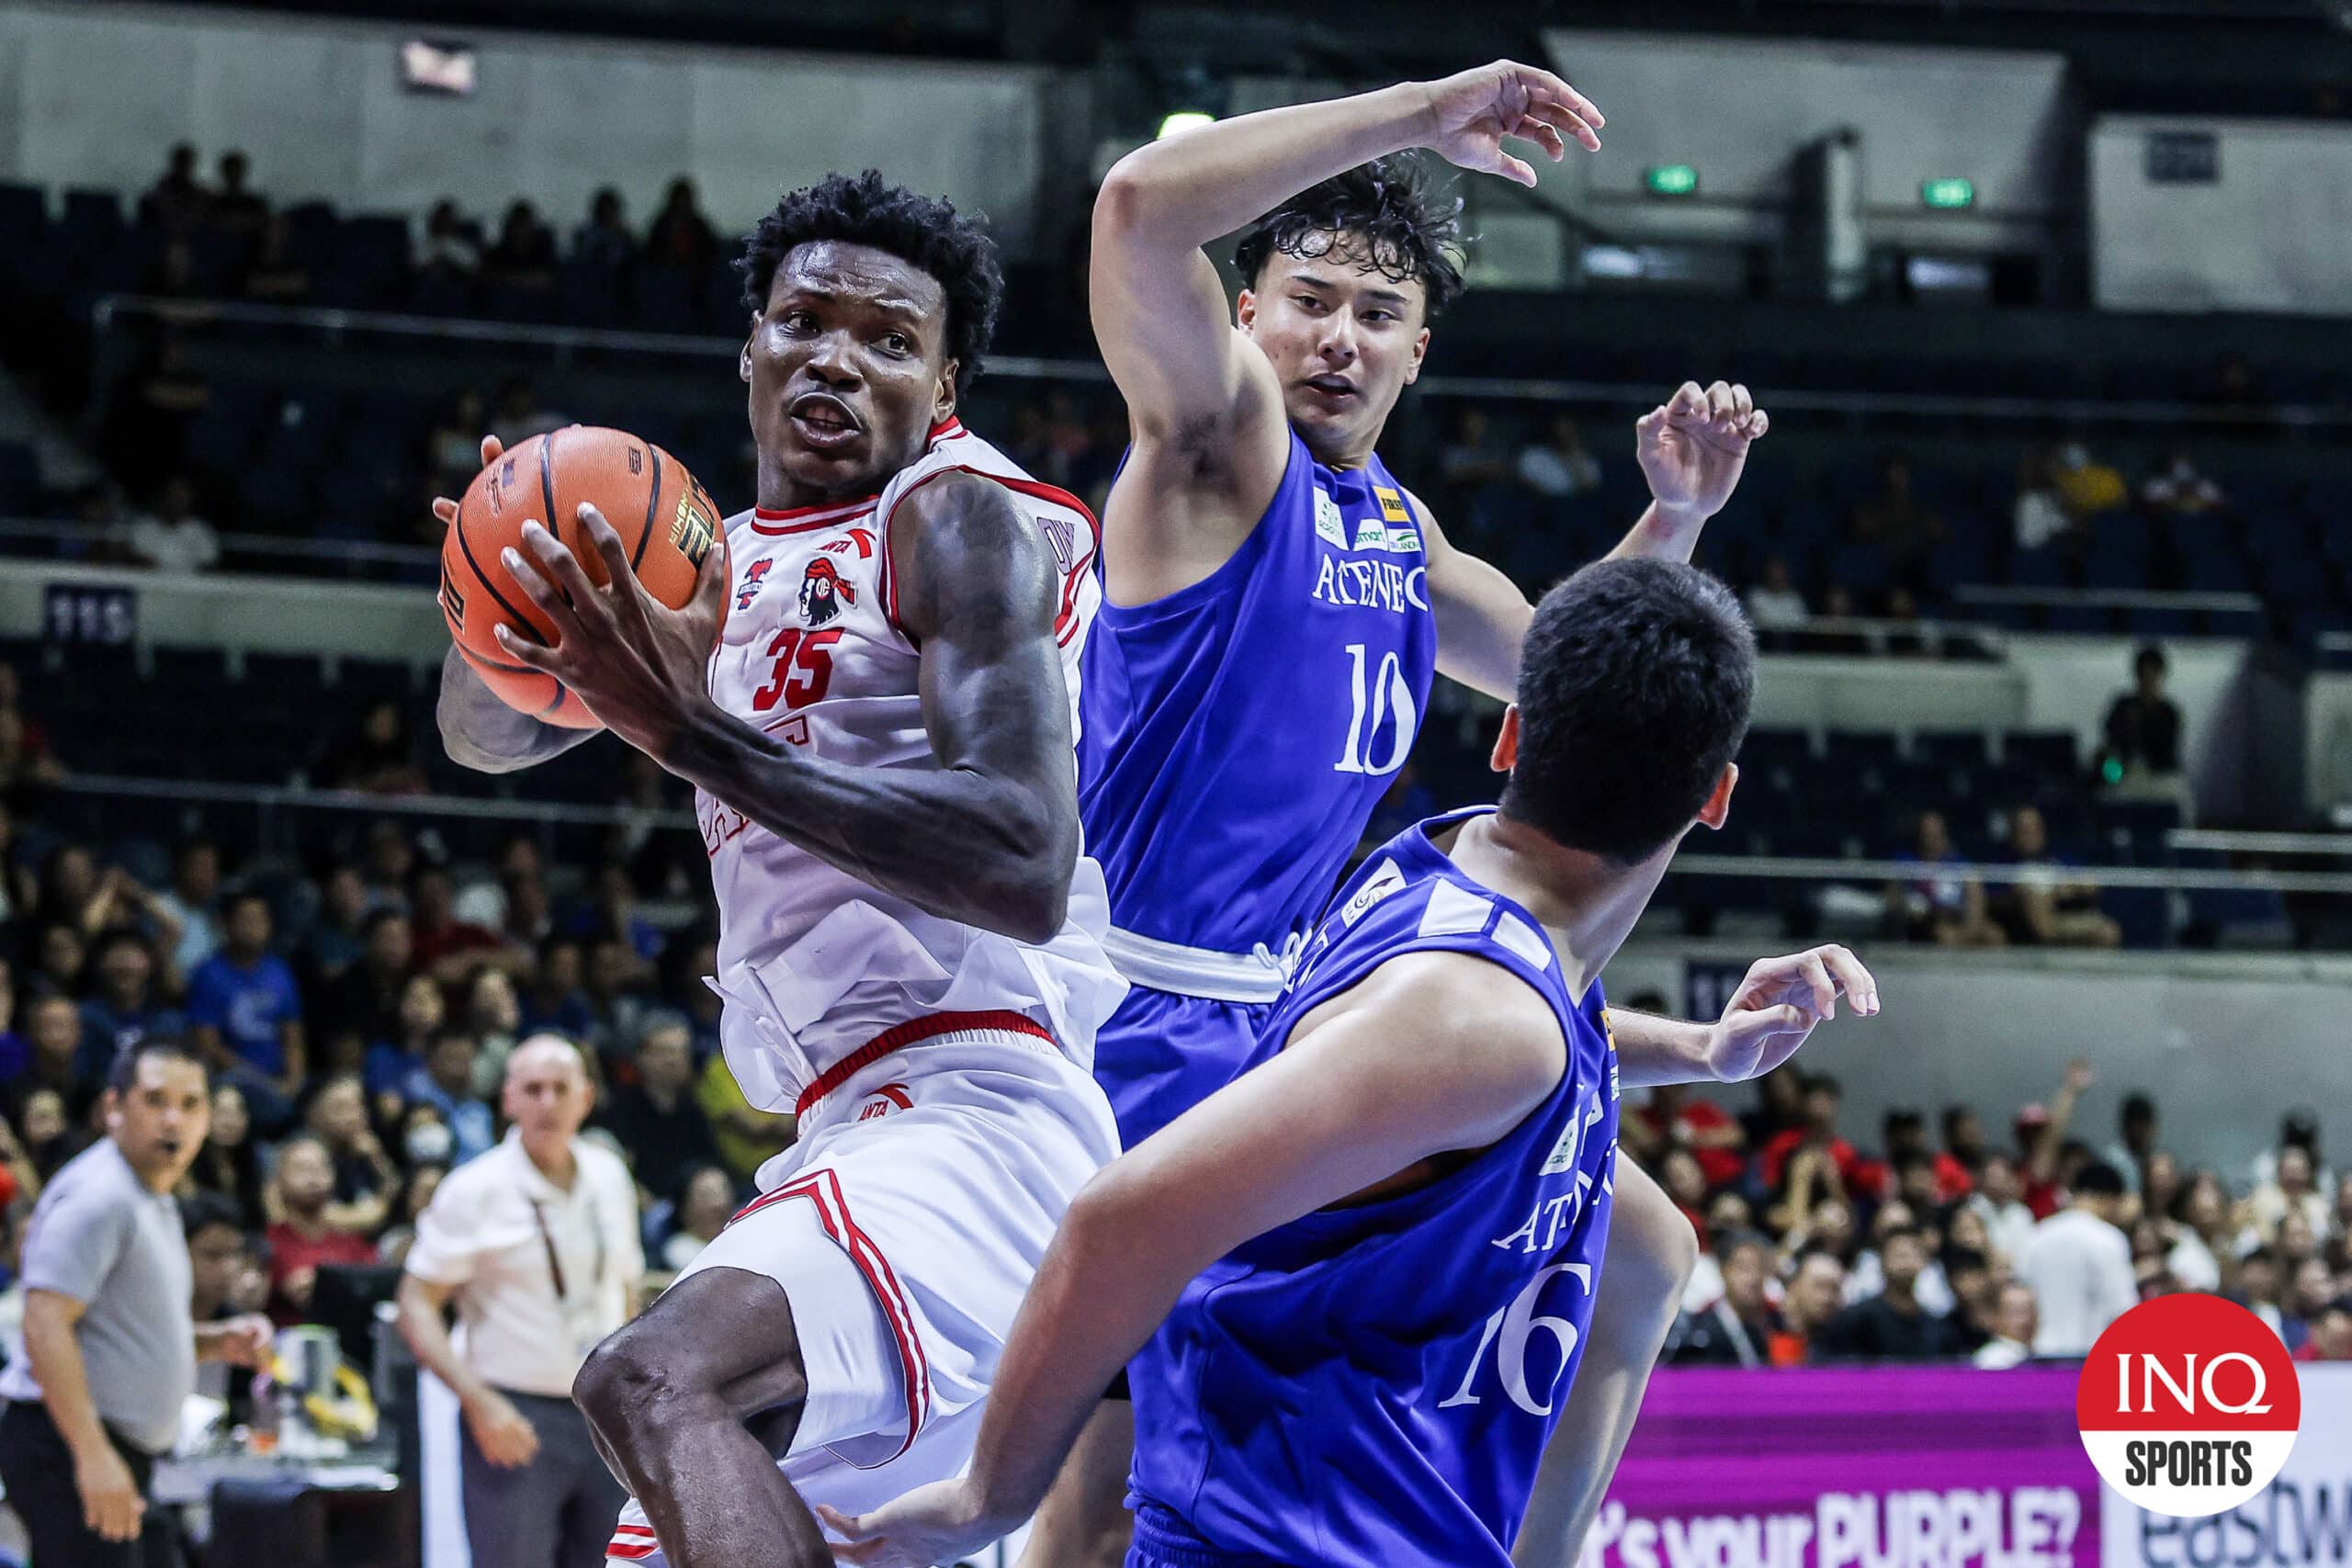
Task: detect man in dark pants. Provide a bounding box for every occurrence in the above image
[395,1035,643,1568]
[0,1042,274,1567]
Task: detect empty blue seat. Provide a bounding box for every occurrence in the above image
[1913,730,1991,769]
[2004,729,2080,777]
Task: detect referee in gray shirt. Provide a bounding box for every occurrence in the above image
[0,1042,274,1567]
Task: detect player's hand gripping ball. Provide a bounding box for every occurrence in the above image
[436,426,729,728]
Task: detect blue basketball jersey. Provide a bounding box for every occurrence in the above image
[1079,431,1439,956]
[1125,807,1623,1568]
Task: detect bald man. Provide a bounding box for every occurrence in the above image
[398,1034,645,1568]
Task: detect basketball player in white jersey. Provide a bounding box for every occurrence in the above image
[435,173,1125,1568]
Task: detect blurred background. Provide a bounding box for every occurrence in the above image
[0,0,2346,1562]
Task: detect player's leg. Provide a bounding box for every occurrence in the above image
[1511,1153,1698,1568]
[1016,1393,1136,1568]
[572,1266,833,1568]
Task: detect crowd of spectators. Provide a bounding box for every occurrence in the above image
[1641,1048,2352,1368]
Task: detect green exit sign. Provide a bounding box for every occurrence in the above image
[1645,164,1699,197]
[1920,177,1976,209]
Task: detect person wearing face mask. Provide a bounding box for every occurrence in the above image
[0,1043,273,1567]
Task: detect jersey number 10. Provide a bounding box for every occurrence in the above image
[1334,642,1419,777]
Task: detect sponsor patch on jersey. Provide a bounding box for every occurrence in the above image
[1354,518,1389,552]
[671,494,716,569]
[1384,525,1421,554]
[1540,1110,1583,1176]
[1314,486,1348,547]
[1339,858,1407,926]
[1375,484,1409,524]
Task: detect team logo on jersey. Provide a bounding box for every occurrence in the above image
[671,495,716,569]
[736,558,773,611]
[1339,858,1406,926]
[818,527,876,560]
[1374,484,1409,524]
[799,557,856,626]
[856,1082,914,1122]
[1313,486,1348,547]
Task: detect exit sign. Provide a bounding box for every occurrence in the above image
[1920,177,1976,209]
[1645,164,1699,197]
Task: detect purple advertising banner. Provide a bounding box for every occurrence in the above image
[1584,1366,2103,1568]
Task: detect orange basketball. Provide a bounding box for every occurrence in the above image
[438,425,729,729]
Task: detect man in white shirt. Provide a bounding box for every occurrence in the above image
[1973,1281,2041,1370]
[124,476,221,575]
[2015,1160,2136,1357]
[395,1034,644,1568]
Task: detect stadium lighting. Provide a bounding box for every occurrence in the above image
[1645,164,1699,197]
[1158,111,1217,140]
[1920,177,1976,210]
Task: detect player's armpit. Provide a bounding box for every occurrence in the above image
[434,645,595,773]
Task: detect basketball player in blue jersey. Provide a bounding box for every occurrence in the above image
[1053,59,1770,1568]
[825,558,1882,1568]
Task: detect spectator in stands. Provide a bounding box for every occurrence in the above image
[376,1161,447,1271]
[113,333,211,490]
[185,1190,267,1405]
[2140,447,2227,521]
[303,1071,400,1227]
[2017,1159,2135,1355]
[1814,1224,1956,1360]
[264,1133,379,1324]
[657,1164,735,1276]
[420,198,483,277]
[571,187,636,272]
[2101,1089,2160,1195]
[428,387,491,499]
[243,214,311,303]
[207,151,268,238]
[1973,1281,2041,1370]
[2163,1168,2231,1292]
[577,864,664,966]
[1936,1105,1984,1201]
[1887,809,2005,947]
[697,1035,793,1186]
[402,1029,495,1166]
[1848,454,1946,592]
[1847,1199,1953,1316]
[15,995,88,1110]
[363,818,418,907]
[1770,1247,1847,1367]
[2100,646,2184,782]
[412,863,510,983]
[1967,1151,2039,1267]
[365,971,445,1107]
[184,891,306,1122]
[2252,1144,2331,1247]
[484,200,560,291]
[125,473,221,574]
[464,965,523,1099]
[1988,805,2122,949]
[18,1085,83,1184]
[1759,1072,1873,1197]
[139,142,210,234]
[2283,1258,2337,1352]
[2052,439,2127,522]
[1630,1081,1746,1192]
[1657,1148,1709,1242]
[75,931,180,1082]
[1514,411,1601,499]
[646,176,718,271]
[1668,1231,1780,1367]
[1438,404,1511,494]
[30,920,87,1001]
[2297,1297,2352,1362]
[318,698,428,795]
[187,1080,266,1228]
[521,936,594,1041]
[154,838,223,984]
[318,907,414,1053]
[0,958,25,1086]
[2250,1108,2329,1193]
[2013,444,2074,552]
[601,1015,718,1202]
[581,937,650,1055]
[1941,1246,1996,1355]
[1745,555,1808,632]
[300,862,373,989]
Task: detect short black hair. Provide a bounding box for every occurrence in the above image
[1498,559,1755,863]
[1231,155,1467,319]
[107,1038,209,1095]
[1804,1071,1843,1099]
[181,1189,244,1240]
[2135,644,2168,677]
[736,170,1002,397]
[2120,1091,2157,1128]
[1940,1244,1990,1278]
[1940,1103,1979,1142]
[2074,1160,2128,1198]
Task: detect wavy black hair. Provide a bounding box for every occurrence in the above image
[1231,155,1468,319]
[1501,558,1756,863]
[736,170,1002,396]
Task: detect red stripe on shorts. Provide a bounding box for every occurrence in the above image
[792,1009,1052,1118]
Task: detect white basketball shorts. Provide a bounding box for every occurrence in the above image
[606,1014,1121,1563]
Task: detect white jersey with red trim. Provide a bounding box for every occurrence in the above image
[696,418,1122,1113]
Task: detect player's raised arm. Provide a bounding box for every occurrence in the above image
[821,952,1566,1568]
[1411,381,1770,702]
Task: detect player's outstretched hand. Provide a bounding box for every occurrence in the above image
[428,434,505,530]
[496,502,728,768]
[1636,381,1770,525]
[816,1482,1001,1568]
[1703,943,1878,1083]
[1417,60,1603,186]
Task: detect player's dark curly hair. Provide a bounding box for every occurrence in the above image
[1230,155,1468,318]
[1500,558,1755,864]
[736,170,1002,396]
